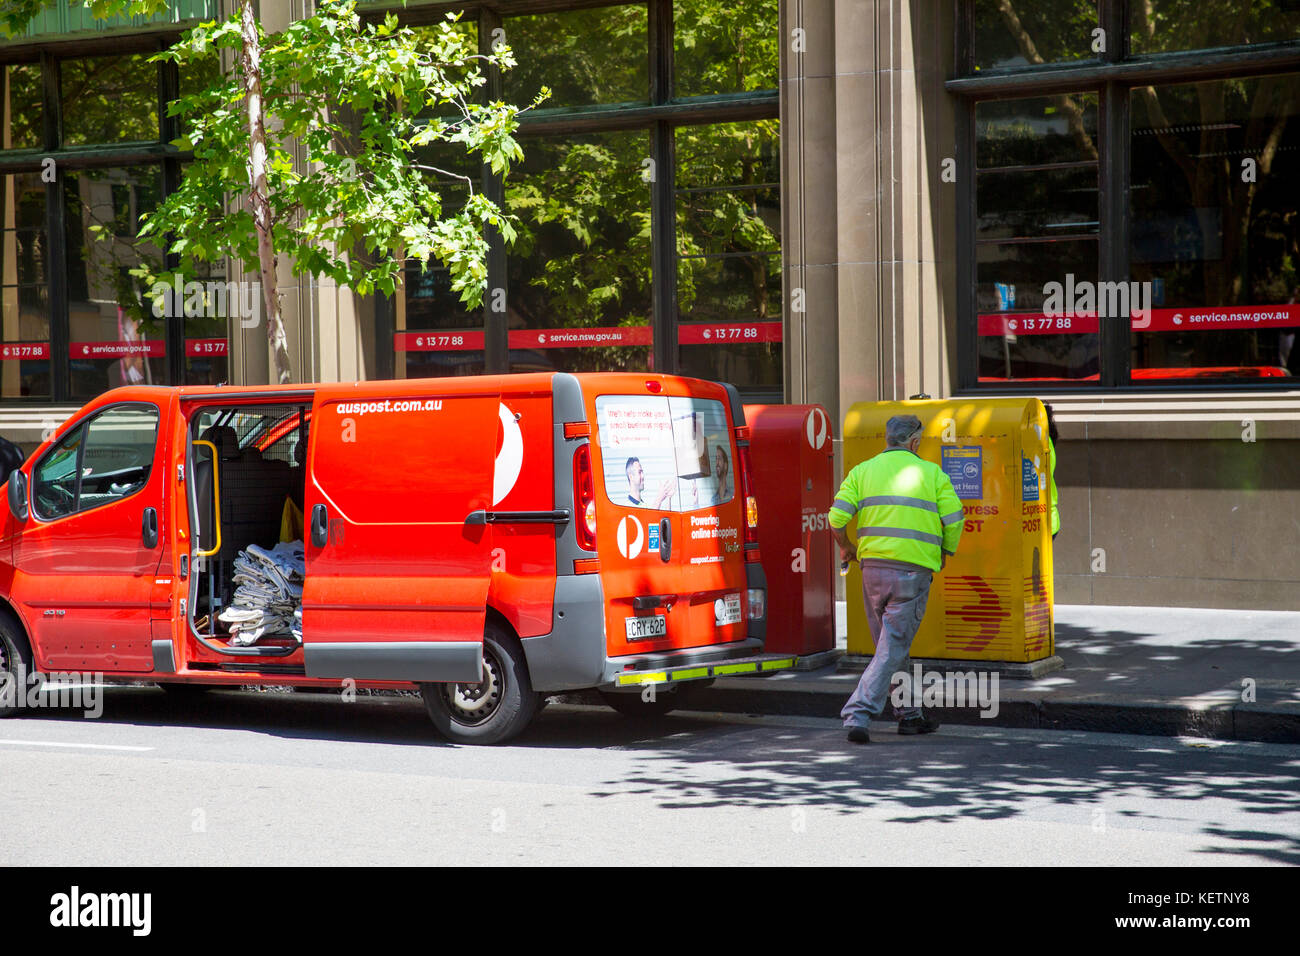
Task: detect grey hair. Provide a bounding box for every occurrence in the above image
[885,414,924,447]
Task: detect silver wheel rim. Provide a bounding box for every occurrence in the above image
[443,646,503,726]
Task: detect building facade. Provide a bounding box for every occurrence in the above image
[3,0,1299,609]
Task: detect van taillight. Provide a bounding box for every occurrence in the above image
[573,444,597,551]
[737,443,758,546]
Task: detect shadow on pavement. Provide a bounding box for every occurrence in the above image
[1046,617,1300,702]
[17,684,1300,864]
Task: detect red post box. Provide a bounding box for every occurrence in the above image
[744,404,837,664]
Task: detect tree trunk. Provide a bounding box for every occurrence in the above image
[240,0,292,384]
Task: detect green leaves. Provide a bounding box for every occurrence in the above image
[96,0,527,312]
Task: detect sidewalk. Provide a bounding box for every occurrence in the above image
[683,604,1300,743]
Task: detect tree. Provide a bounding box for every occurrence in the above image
[4,0,539,383]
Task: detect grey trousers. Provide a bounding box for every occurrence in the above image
[841,563,933,727]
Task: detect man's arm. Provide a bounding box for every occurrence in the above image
[936,469,964,565]
[827,469,860,562]
[831,524,855,560]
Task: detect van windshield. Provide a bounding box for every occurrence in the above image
[594,394,733,512]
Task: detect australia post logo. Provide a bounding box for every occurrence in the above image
[806,407,829,450]
[617,515,644,559]
[493,403,523,506]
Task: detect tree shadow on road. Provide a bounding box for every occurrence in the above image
[543,709,1300,864]
[18,684,1299,864]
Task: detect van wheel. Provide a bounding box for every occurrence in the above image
[421,627,540,745]
[0,612,34,719]
[599,687,680,720]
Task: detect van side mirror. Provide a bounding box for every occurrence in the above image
[7,471,28,522]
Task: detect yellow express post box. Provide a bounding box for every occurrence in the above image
[841,398,1054,662]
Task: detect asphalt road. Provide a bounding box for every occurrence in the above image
[2,686,1297,866]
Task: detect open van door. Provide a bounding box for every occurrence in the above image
[301,388,500,682]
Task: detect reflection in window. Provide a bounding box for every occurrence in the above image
[63,167,167,399]
[504,6,648,108]
[61,55,159,146]
[975,95,1100,382]
[677,119,781,389]
[1,172,51,398]
[675,0,778,96]
[397,52,486,380]
[1131,1,1300,55]
[972,0,1098,72]
[180,260,231,386]
[2,63,42,151]
[1130,74,1300,380]
[505,131,652,373]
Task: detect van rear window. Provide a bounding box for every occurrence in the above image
[594,395,733,512]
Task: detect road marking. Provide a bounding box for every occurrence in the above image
[0,739,154,752]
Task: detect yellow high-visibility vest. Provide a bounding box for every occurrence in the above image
[828,448,964,571]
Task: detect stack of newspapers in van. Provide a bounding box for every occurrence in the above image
[219,542,307,645]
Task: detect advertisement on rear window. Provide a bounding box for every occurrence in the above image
[596,396,680,510]
[595,395,734,512]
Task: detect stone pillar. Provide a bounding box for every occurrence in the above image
[782,0,957,427]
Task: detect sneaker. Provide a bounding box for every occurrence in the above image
[846,726,871,744]
[897,713,940,735]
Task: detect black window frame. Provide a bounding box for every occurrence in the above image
[1,37,194,403]
[368,1,781,401]
[951,0,1300,393]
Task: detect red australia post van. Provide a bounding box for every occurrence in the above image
[0,372,793,743]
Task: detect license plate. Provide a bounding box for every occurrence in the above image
[625,614,667,641]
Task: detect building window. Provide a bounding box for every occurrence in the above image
[975,94,1101,382]
[1130,2,1300,55]
[971,0,1099,73]
[1131,73,1300,380]
[955,0,1300,390]
[65,166,167,400]
[504,5,649,108]
[1,170,51,398]
[676,119,781,388]
[394,0,780,397]
[1,47,205,403]
[60,54,159,147]
[506,131,653,374]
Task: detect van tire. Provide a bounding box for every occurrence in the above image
[421,626,540,745]
[598,688,680,720]
[0,612,34,719]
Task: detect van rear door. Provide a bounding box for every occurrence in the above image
[590,392,684,653]
[665,388,750,648]
[590,381,748,656]
[301,389,499,682]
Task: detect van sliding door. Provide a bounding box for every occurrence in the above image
[301,390,500,682]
